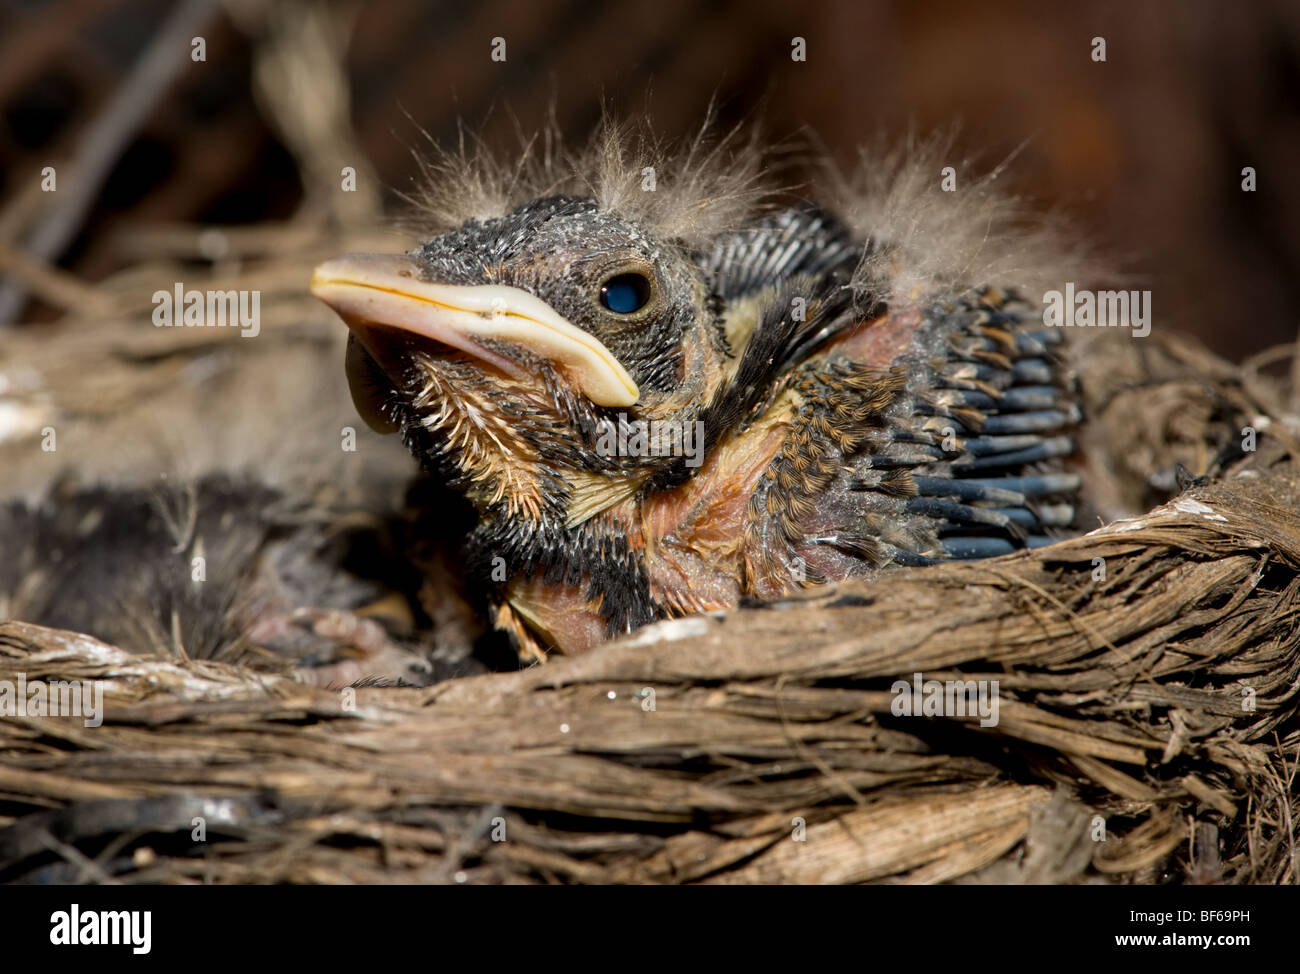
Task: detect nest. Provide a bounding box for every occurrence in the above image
[3,440,1299,883]
[2,241,1299,882]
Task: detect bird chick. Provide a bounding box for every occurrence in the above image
[312,125,1087,661]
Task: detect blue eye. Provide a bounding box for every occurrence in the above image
[599,273,651,314]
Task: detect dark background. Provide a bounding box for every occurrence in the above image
[1,0,1297,359]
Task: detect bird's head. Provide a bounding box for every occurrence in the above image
[311,194,731,528]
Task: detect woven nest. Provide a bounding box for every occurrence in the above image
[2,0,1297,887]
[2,325,1299,885]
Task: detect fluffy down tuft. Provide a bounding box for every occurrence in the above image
[825,131,1097,307]
[404,113,772,247]
[405,119,1096,306]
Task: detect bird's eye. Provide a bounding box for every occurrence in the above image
[599,272,652,314]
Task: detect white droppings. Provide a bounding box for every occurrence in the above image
[1113,518,1148,533]
[559,723,570,734]
[621,615,710,648]
[0,401,46,444]
[1174,498,1228,522]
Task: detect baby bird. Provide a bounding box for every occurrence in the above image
[312,125,1085,660]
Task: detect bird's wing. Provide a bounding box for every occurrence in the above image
[800,286,1083,570]
[646,207,1082,607]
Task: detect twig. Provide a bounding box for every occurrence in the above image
[0,240,116,315]
[0,0,222,326]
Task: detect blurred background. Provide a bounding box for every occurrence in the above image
[0,0,1297,360]
[0,0,1296,673]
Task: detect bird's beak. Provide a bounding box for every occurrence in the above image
[310,254,641,413]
